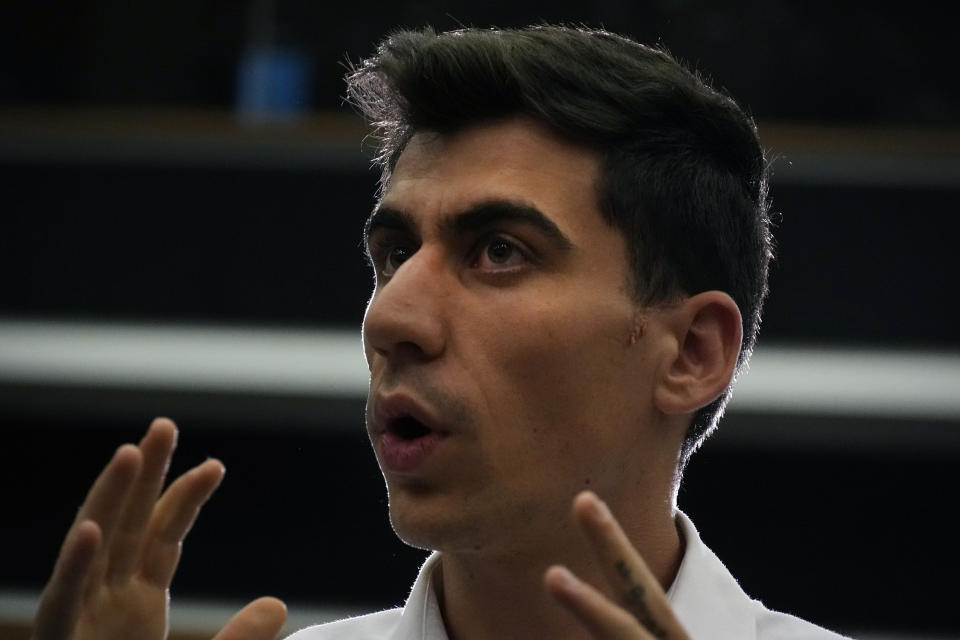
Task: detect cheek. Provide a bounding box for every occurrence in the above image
[468,291,641,436]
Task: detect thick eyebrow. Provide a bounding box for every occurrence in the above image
[363,206,415,249]
[440,200,573,250]
[364,199,573,251]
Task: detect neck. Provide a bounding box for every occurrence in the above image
[435,492,683,640]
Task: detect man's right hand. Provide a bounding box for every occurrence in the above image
[31,418,287,640]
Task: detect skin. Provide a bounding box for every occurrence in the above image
[33,118,741,640]
[363,121,678,561]
[31,418,287,640]
[363,118,742,639]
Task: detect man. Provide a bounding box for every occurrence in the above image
[32,25,849,640]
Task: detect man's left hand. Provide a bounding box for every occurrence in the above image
[544,492,691,640]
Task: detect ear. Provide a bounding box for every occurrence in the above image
[653,291,743,415]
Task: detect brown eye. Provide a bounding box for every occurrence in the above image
[384,245,414,275]
[487,239,515,264]
[474,236,527,270]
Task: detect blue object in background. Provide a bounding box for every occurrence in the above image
[236,47,312,120]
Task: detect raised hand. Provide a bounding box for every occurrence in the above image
[32,418,287,640]
[545,491,690,640]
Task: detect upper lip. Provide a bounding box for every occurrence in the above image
[369,391,446,437]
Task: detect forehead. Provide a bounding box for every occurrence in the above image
[380,119,602,233]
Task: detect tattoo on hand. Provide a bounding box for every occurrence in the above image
[614,561,668,639]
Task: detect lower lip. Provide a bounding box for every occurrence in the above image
[378,430,445,472]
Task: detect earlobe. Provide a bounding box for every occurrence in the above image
[653,292,743,415]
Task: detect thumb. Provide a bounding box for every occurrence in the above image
[211,597,287,640]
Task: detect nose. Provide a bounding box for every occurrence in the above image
[362,248,447,367]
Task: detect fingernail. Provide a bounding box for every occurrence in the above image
[115,443,137,457]
[551,565,579,589]
[591,495,612,521]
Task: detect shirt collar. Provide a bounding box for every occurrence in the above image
[392,553,448,640]
[667,510,758,640]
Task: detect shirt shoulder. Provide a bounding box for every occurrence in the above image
[670,512,849,640]
[753,602,852,639]
[284,608,403,640]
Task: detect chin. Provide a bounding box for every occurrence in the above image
[390,519,441,552]
[389,506,464,551]
[387,492,490,553]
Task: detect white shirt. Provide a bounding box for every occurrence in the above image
[286,512,849,640]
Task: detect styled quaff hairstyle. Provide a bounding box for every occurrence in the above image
[347,25,773,468]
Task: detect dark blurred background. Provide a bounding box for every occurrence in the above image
[1,1,958,639]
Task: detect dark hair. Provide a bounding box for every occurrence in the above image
[346,25,773,468]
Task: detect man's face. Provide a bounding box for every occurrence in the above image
[362,119,666,555]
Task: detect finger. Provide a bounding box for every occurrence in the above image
[73,443,142,534]
[138,458,225,588]
[211,597,287,640]
[105,418,179,583]
[545,565,654,640]
[572,492,686,639]
[70,444,141,602]
[32,520,101,640]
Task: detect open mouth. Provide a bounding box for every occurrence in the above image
[375,403,447,471]
[389,415,433,441]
